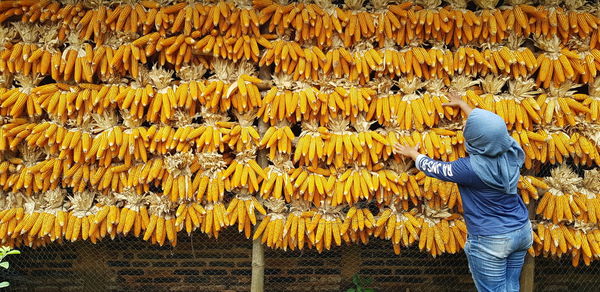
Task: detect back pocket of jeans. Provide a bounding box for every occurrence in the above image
[477,236,510,258]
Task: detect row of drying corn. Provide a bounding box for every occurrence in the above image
[2,0,600,48]
[2,26,600,87]
[1,112,599,188]
[0,143,543,205]
[0,72,599,131]
[0,166,596,264]
[0,187,480,257]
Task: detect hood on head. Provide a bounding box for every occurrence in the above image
[464,109,512,157]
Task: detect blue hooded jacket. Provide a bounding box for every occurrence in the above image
[414,109,529,235]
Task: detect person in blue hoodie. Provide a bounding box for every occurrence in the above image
[393,91,532,292]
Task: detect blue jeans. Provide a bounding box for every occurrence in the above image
[464,221,533,292]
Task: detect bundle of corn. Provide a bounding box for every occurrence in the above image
[518,175,549,205]
[532,220,600,267]
[252,197,287,248]
[0,73,43,119]
[307,201,346,252]
[565,118,600,166]
[259,121,294,160]
[200,201,230,239]
[204,59,263,113]
[281,200,312,250]
[61,190,98,243]
[289,164,330,206]
[222,148,265,192]
[143,192,177,246]
[162,152,196,201]
[415,205,467,257]
[192,152,230,203]
[537,165,584,224]
[0,192,25,245]
[175,199,206,236]
[374,204,421,254]
[259,39,324,81]
[534,36,589,88]
[371,160,413,207]
[576,169,600,224]
[226,187,266,238]
[224,110,261,152]
[420,174,463,212]
[91,194,119,240]
[114,187,148,238]
[260,154,294,201]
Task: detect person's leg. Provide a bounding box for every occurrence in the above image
[464,235,510,292]
[505,249,527,292]
[505,222,533,292]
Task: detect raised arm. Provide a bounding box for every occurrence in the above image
[443,90,473,116]
[393,144,477,185]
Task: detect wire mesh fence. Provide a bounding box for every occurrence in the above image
[2,226,600,292]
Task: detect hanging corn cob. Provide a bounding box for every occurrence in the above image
[415,205,467,257]
[374,205,421,255]
[175,199,206,236]
[260,154,294,201]
[289,165,330,207]
[0,74,43,118]
[252,197,287,248]
[532,220,600,267]
[226,188,266,238]
[0,192,25,245]
[281,200,312,250]
[534,36,587,88]
[62,191,98,243]
[201,201,230,239]
[333,164,377,205]
[531,82,585,127]
[342,205,377,234]
[537,164,583,224]
[259,121,294,160]
[143,193,177,246]
[419,175,462,211]
[518,175,549,205]
[223,110,261,151]
[162,152,196,202]
[114,187,148,238]
[222,148,266,193]
[578,169,600,224]
[90,194,119,241]
[193,152,230,203]
[306,201,344,252]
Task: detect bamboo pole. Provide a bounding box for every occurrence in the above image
[250,120,268,292]
[251,66,272,292]
[251,237,265,292]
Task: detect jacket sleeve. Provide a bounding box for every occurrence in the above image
[414,155,479,185]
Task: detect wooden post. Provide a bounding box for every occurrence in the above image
[520,250,535,292]
[520,183,536,292]
[251,120,269,292]
[251,65,271,292]
[251,238,265,292]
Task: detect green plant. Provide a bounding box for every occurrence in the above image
[0,246,20,288]
[346,274,376,292]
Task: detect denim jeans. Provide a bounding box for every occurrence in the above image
[464,221,533,292]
